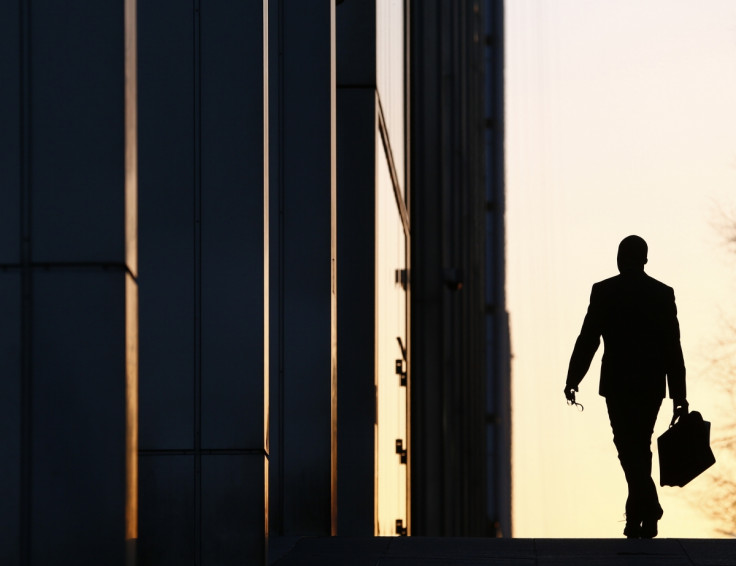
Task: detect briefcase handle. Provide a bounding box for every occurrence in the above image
[669,400,690,428]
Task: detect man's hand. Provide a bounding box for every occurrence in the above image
[673,398,689,422]
[564,385,584,411]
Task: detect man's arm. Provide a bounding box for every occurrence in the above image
[565,285,603,393]
[664,287,687,409]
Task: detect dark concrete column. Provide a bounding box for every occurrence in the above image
[335,88,377,534]
[137,1,269,563]
[410,0,505,537]
[483,0,512,537]
[269,0,337,537]
[335,0,378,536]
[0,1,137,563]
[334,0,411,536]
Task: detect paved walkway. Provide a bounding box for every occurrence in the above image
[270,537,736,565]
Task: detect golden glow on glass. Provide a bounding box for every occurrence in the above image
[374,123,408,536]
[263,0,270,544]
[376,0,406,195]
[125,0,137,279]
[263,0,270,457]
[330,0,339,536]
[124,0,138,542]
[125,273,139,541]
[373,0,409,536]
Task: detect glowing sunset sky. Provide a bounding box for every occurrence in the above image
[506,0,736,537]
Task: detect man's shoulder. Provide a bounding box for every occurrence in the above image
[593,272,674,295]
[592,274,622,292]
[589,276,619,302]
[642,273,675,295]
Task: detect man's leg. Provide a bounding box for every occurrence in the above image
[606,396,663,536]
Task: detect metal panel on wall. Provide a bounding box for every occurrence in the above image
[138,455,196,565]
[31,269,127,563]
[137,0,269,562]
[0,0,19,265]
[274,0,337,537]
[30,0,125,264]
[4,0,138,561]
[201,455,267,563]
[0,272,21,563]
[137,0,195,451]
[200,0,266,450]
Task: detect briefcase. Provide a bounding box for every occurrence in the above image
[657,411,716,487]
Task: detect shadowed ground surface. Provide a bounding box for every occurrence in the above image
[270,537,736,565]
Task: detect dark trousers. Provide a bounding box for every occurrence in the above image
[606,395,663,521]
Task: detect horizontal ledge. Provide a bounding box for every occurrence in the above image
[337,84,377,90]
[1,262,137,280]
[139,448,267,457]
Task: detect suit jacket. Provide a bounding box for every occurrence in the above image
[566,270,686,400]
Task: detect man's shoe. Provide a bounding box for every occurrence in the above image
[623,520,642,538]
[640,520,658,539]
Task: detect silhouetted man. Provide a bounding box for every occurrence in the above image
[564,235,688,538]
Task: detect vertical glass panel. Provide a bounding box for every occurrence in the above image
[125,0,138,541]
[125,272,139,541]
[376,0,405,195]
[375,132,408,535]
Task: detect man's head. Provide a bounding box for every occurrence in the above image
[617,235,648,273]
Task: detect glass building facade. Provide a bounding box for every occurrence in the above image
[410,0,510,537]
[1,1,507,564]
[331,0,410,537]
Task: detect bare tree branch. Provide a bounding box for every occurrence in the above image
[693,210,736,535]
